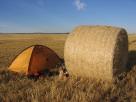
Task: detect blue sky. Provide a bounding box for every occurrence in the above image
[0,0,136,33]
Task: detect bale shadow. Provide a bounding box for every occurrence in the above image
[129,40,136,45]
[127,50,136,72]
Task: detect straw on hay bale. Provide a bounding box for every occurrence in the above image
[64,26,128,81]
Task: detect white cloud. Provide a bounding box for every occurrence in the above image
[74,0,86,11]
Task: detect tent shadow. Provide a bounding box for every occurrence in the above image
[27,70,60,81]
[127,50,136,72]
[27,59,65,81]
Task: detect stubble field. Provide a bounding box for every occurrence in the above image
[0,34,136,102]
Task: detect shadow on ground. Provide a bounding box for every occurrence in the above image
[129,40,136,45]
[27,58,65,80]
[127,50,136,71]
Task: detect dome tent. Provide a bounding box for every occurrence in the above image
[8,45,61,76]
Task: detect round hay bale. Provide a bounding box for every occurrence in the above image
[64,26,128,81]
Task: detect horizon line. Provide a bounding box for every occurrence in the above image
[0,32,69,34]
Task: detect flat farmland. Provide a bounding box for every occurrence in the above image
[0,34,136,102]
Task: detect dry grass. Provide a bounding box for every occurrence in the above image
[0,34,136,102]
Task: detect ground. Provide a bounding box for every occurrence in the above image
[0,34,136,102]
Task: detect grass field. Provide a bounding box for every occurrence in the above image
[0,34,136,102]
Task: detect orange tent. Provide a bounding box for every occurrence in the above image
[8,45,61,76]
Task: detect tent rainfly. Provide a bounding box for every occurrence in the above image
[8,45,61,76]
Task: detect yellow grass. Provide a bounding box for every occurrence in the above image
[0,34,136,102]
